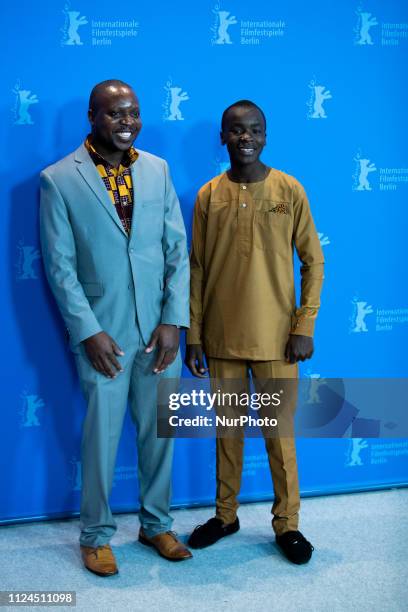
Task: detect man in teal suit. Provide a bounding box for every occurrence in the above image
[40,80,192,576]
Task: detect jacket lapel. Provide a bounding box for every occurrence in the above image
[74,144,128,237]
[128,152,146,245]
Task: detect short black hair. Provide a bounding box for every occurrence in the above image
[221,100,266,131]
[89,79,133,112]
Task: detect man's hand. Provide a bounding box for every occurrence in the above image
[284,334,314,364]
[145,324,180,373]
[83,331,125,378]
[185,344,209,378]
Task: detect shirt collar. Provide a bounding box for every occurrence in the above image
[84,135,138,169]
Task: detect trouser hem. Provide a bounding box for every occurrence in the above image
[272,516,300,536]
[79,534,113,548]
[140,522,173,538]
[215,515,238,526]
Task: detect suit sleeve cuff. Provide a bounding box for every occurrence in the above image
[186,327,202,344]
[72,320,103,346]
[290,315,315,337]
[161,315,190,328]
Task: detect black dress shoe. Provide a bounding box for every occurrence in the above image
[188,517,240,549]
[275,530,314,564]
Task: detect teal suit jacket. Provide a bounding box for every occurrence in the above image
[40,144,189,353]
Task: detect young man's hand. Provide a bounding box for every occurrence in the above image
[83,331,125,378]
[284,334,314,363]
[145,324,180,373]
[185,344,209,378]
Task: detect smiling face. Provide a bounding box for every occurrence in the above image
[220,105,266,166]
[88,83,142,156]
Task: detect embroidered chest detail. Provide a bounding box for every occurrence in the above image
[270,202,290,214]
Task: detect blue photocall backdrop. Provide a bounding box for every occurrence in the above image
[1,0,407,523]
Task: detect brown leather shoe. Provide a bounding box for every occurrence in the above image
[139,529,193,561]
[80,544,118,577]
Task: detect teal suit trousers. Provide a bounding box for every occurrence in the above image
[75,328,181,547]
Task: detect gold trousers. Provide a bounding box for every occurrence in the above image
[208,358,300,536]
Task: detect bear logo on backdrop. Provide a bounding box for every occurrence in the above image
[353,152,377,191]
[353,150,408,192]
[15,240,41,281]
[346,438,369,466]
[20,392,45,428]
[60,2,140,47]
[163,78,189,121]
[210,3,286,46]
[350,296,408,334]
[12,82,39,125]
[307,79,332,119]
[354,7,378,45]
[211,4,237,45]
[346,439,408,467]
[353,5,408,48]
[61,3,88,46]
[350,297,374,333]
[304,371,327,405]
